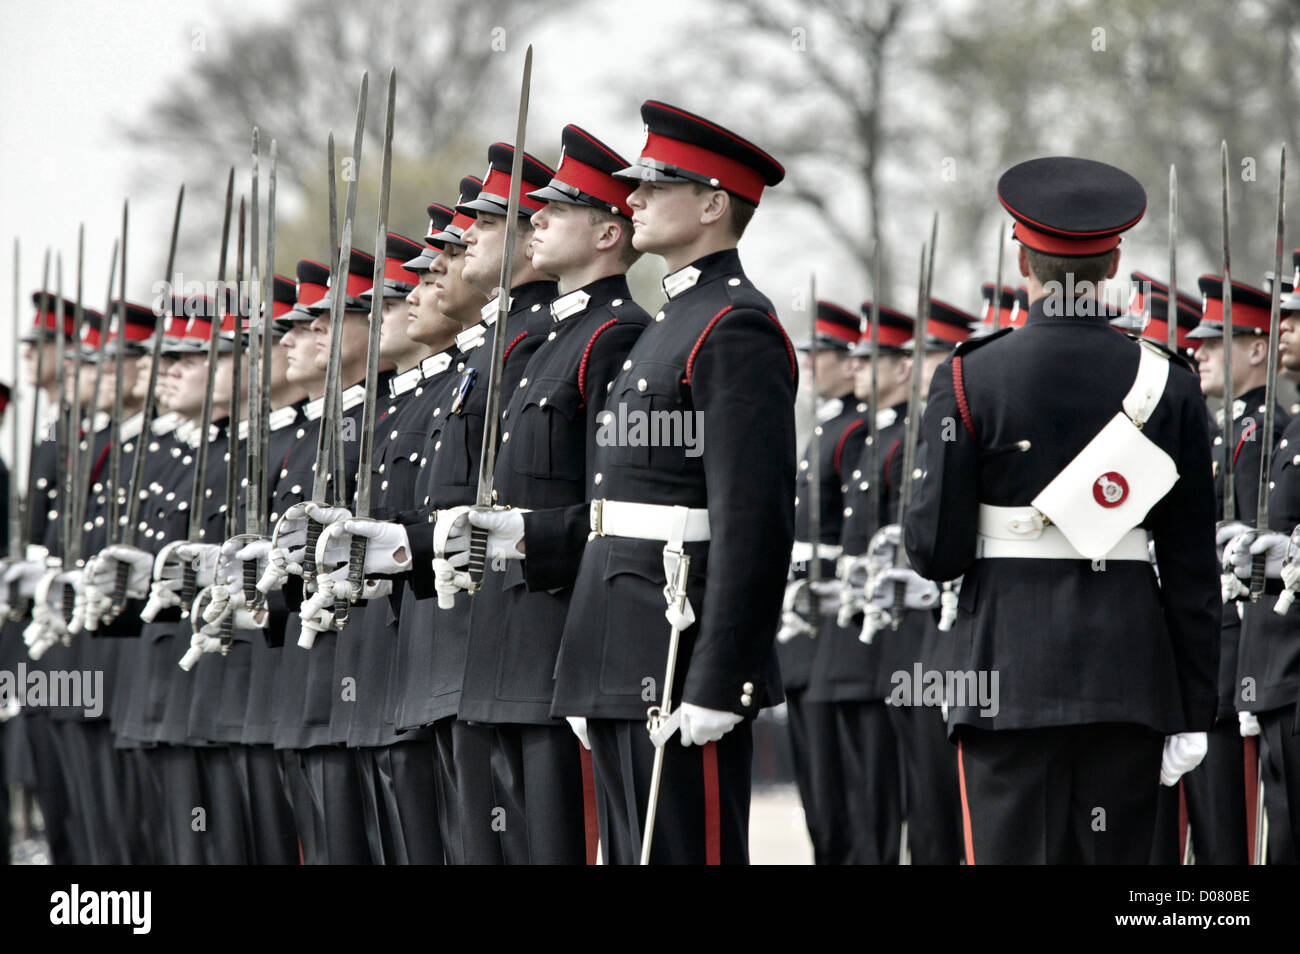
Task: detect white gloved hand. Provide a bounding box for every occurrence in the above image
[867,524,902,565]
[677,702,743,747]
[1216,520,1252,561]
[214,535,270,587]
[1159,731,1209,786]
[1230,530,1288,580]
[1238,710,1261,737]
[296,585,337,648]
[200,582,268,631]
[24,609,59,661]
[4,559,49,601]
[313,561,394,605]
[316,519,412,575]
[868,566,940,612]
[566,716,591,751]
[433,554,472,610]
[91,544,155,598]
[178,627,224,671]
[466,508,528,561]
[265,502,353,586]
[174,541,222,589]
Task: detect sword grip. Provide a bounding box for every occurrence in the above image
[890,583,906,631]
[10,595,30,623]
[219,610,233,655]
[108,558,130,621]
[466,525,489,592]
[1250,552,1266,603]
[180,563,197,619]
[332,594,349,630]
[243,557,260,610]
[303,518,321,593]
[61,584,75,628]
[347,536,367,603]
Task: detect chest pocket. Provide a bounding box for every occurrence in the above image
[508,377,584,481]
[424,386,477,488]
[605,362,693,473]
[375,427,429,501]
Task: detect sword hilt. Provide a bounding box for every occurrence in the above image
[108,558,131,621]
[347,535,367,604]
[1250,551,1267,602]
[180,562,197,619]
[61,583,76,631]
[890,578,906,630]
[466,524,489,592]
[303,517,321,594]
[219,609,233,655]
[332,593,349,629]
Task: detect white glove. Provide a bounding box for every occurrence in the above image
[1238,711,1261,737]
[1159,731,1209,786]
[24,609,59,661]
[1216,520,1252,561]
[868,566,940,612]
[91,544,155,599]
[433,554,472,610]
[312,561,394,606]
[1230,530,1288,580]
[867,524,902,564]
[1277,559,1300,614]
[200,582,268,631]
[296,585,337,648]
[678,702,743,747]
[566,716,591,751]
[35,568,81,633]
[318,519,413,574]
[178,628,224,671]
[466,508,528,561]
[4,560,49,601]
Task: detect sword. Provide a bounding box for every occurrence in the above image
[106,204,130,552]
[181,168,235,618]
[108,186,182,620]
[1168,165,1179,352]
[991,222,1005,332]
[344,68,397,618]
[73,240,118,571]
[7,240,20,560]
[217,197,246,653]
[11,252,51,622]
[247,130,263,534]
[805,272,821,631]
[1251,144,1285,601]
[305,74,367,607]
[53,256,69,569]
[891,214,935,630]
[1221,141,1237,525]
[865,245,882,542]
[466,45,533,591]
[64,226,86,576]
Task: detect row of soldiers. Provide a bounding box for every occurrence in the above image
[0,97,797,865]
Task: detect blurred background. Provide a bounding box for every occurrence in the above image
[2,0,1298,463]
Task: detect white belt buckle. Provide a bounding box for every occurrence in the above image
[590,498,605,537]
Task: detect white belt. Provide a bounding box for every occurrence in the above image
[589,499,711,542]
[790,541,843,564]
[977,504,1151,561]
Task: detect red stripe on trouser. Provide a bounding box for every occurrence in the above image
[957,738,975,865]
[1177,780,1189,862]
[702,741,721,865]
[579,745,598,865]
[1244,735,1259,865]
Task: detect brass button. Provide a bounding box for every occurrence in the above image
[637,379,647,392]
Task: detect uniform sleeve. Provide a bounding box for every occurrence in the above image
[1147,371,1221,730]
[904,357,980,582]
[681,310,796,714]
[521,503,589,592]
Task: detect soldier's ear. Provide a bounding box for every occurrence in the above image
[1017,244,1031,279]
[699,189,729,228]
[1105,248,1121,280]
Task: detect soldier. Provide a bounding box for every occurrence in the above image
[779,300,865,864]
[904,157,1220,864]
[472,101,793,864]
[1115,271,1201,362]
[969,284,1018,338]
[1221,278,1300,863]
[421,124,651,864]
[807,303,916,864]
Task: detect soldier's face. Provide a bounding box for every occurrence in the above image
[919,350,947,398]
[309,309,369,376]
[461,211,505,294]
[529,201,602,279]
[154,355,177,409]
[800,349,851,401]
[1279,311,1300,371]
[432,245,488,327]
[281,323,320,386]
[130,354,152,403]
[1195,337,1259,399]
[167,353,209,418]
[379,295,418,366]
[626,181,711,255]
[210,354,237,412]
[268,336,298,398]
[77,359,101,408]
[406,270,459,346]
[23,340,59,389]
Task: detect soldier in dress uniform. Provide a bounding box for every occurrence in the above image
[420,124,651,864]
[779,301,864,864]
[1114,272,1201,362]
[969,284,1018,338]
[903,157,1220,864]
[481,101,793,864]
[806,303,913,865]
[1221,277,1300,863]
[1139,275,1262,864]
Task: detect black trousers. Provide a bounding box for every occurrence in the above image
[433,717,502,864]
[277,749,314,864]
[231,745,299,865]
[955,722,1164,864]
[147,744,206,864]
[354,742,444,864]
[194,746,252,864]
[784,688,847,865]
[886,700,963,865]
[25,715,80,864]
[488,723,589,865]
[831,700,902,865]
[119,747,166,865]
[586,717,752,865]
[1151,717,1248,864]
[303,745,372,864]
[1259,705,1300,864]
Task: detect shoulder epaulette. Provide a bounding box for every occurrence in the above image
[954,327,1013,356]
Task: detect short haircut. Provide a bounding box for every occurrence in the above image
[587,207,643,267]
[692,182,756,239]
[1024,247,1117,288]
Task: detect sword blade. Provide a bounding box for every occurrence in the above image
[247,130,263,535]
[865,244,882,540]
[54,254,68,562]
[1221,141,1236,523]
[25,251,52,555]
[1168,164,1178,352]
[106,203,130,548]
[1254,144,1286,604]
[66,226,85,562]
[255,141,277,535]
[227,197,246,540]
[8,239,20,557]
[992,222,1005,332]
[475,45,533,509]
[806,272,821,593]
[355,69,397,521]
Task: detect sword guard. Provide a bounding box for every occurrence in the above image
[347,534,367,604]
[465,523,489,593]
[646,706,681,749]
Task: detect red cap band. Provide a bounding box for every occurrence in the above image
[552,154,634,217]
[1012,221,1120,256]
[642,131,768,205]
[1202,295,1270,332]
